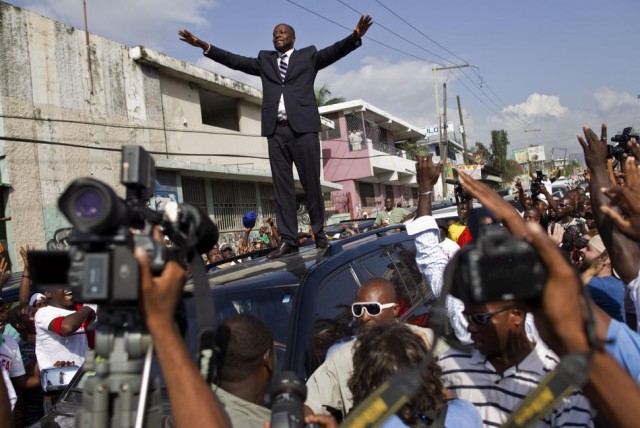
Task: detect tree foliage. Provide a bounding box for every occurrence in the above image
[490,129,510,173]
[315,84,345,106]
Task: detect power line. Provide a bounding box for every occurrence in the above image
[334,0,449,65]
[284,0,436,63]
[0,135,421,162]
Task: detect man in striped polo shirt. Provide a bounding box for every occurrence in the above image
[439,300,594,427]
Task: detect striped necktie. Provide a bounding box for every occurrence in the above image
[279,53,288,81]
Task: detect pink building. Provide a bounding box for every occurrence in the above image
[319,100,425,220]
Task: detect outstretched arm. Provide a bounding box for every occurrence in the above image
[178,29,210,51]
[179,29,261,76]
[353,15,373,39]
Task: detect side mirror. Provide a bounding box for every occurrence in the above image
[40,365,80,393]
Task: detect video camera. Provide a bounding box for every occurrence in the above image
[445,227,547,303]
[608,127,638,161]
[445,178,473,205]
[28,145,218,304]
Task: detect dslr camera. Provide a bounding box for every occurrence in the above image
[29,145,218,304]
[445,227,547,303]
[608,127,638,160]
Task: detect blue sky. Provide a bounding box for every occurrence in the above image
[7,0,640,161]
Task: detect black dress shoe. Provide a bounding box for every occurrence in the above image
[267,242,299,259]
[315,237,329,248]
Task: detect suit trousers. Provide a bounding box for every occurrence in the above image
[268,124,325,245]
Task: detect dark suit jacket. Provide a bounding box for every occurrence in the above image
[205,34,362,136]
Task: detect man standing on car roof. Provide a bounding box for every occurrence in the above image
[179,16,373,259]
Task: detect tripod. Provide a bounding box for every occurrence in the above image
[76,307,163,428]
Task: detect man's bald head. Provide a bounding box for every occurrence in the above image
[356,278,397,304]
[354,278,399,329]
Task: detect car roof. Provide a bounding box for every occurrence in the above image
[184,225,409,295]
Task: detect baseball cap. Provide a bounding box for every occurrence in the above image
[242,211,257,229]
[29,293,46,307]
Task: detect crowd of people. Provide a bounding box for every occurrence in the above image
[2,120,640,428]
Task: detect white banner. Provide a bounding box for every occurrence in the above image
[527,145,546,162]
[458,164,482,179]
[513,149,528,164]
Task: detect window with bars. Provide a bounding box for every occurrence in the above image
[385,186,395,201]
[181,177,207,212]
[181,177,280,233]
[359,182,375,207]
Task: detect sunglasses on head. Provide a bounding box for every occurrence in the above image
[351,301,397,318]
[462,305,515,326]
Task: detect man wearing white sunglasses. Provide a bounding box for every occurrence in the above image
[304,277,449,419]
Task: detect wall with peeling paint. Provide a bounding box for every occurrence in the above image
[0,1,269,266]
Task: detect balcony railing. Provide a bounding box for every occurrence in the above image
[370,140,416,161]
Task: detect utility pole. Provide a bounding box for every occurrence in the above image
[457,95,468,164]
[432,63,470,200]
[441,83,448,196]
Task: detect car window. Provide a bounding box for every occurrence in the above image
[357,243,434,328]
[308,267,359,373]
[354,246,415,314]
[185,285,297,376]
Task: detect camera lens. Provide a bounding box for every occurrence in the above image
[74,189,103,218]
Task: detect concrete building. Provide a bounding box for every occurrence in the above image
[0,2,338,266]
[318,100,424,220]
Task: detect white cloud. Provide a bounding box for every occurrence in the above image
[593,87,639,112]
[16,0,218,50]
[502,93,567,119]
[317,57,439,128]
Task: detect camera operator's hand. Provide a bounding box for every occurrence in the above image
[600,157,640,241]
[135,248,186,331]
[135,248,230,428]
[457,169,526,236]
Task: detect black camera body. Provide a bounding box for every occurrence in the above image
[445,228,547,303]
[29,146,218,304]
[608,127,638,160]
[445,179,473,205]
[530,171,544,195]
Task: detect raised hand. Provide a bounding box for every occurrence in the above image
[353,15,373,38]
[600,157,640,241]
[416,154,442,191]
[178,29,209,51]
[577,124,608,171]
[0,256,10,291]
